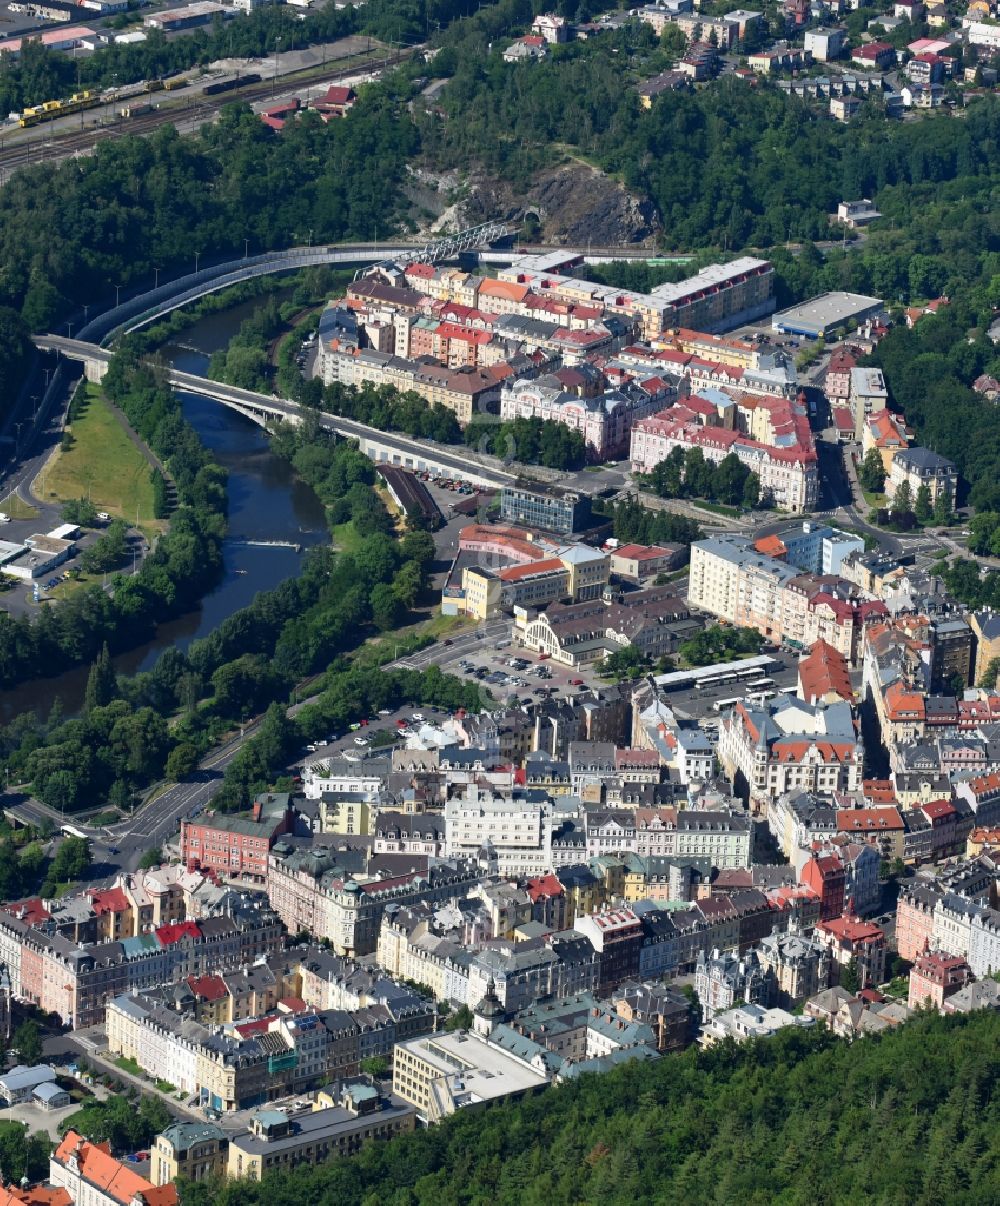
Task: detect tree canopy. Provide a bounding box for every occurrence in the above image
[176,1009,1000,1206]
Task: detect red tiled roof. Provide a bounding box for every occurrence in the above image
[836,807,904,832]
[3,897,51,925]
[612,543,674,562]
[277,996,308,1013]
[187,974,227,1002]
[155,920,201,947]
[87,888,129,916]
[498,556,566,583]
[53,1134,176,1206]
[525,874,564,903]
[0,1188,71,1206]
[818,913,885,943]
[321,85,354,104]
[798,639,853,702]
[832,405,854,432]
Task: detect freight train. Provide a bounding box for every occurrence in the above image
[19,79,168,128]
[202,73,262,97]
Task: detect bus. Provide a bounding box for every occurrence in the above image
[60,824,87,840]
[747,689,777,706]
[747,676,776,690]
[712,697,742,713]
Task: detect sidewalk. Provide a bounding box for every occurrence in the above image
[75,1036,203,1123]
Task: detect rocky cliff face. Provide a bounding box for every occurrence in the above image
[407,162,660,247]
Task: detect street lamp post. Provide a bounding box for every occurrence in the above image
[154,267,160,291]
[244,238,250,260]
[194,251,201,274]
[113,283,122,307]
[273,36,281,98]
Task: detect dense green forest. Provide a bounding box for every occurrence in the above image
[177,1009,1000,1206]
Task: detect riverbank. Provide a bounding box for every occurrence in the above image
[33,384,167,537]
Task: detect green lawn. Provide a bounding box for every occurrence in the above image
[0,492,38,521]
[691,500,742,518]
[35,385,160,527]
[330,520,364,555]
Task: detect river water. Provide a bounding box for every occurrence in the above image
[1,297,327,721]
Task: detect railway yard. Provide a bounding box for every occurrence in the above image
[0,35,403,176]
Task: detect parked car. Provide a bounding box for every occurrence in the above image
[569,678,584,686]
[412,712,425,722]
[353,737,369,747]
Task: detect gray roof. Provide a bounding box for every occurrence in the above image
[895,446,954,472]
[0,1065,59,1093]
[232,1100,414,1155]
[32,1082,69,1103]
[159,1121,227,1152]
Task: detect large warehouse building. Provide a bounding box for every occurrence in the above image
[771,291,885,340]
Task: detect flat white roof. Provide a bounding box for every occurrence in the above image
[398,1032,548,1100]
[772,291,884,332]
[653,654,775,689]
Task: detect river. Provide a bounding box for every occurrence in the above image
[1,296,327,721]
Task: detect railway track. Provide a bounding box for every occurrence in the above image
[0,49,408,174]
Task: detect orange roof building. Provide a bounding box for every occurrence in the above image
[0,1187,71,1206]
[753,534,787,558]
[798,639,853,705]
[52,1133,177,1206]
[836,807,905,860]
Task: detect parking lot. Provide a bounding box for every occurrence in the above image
[297,703,454,771]
[0,518,148,617]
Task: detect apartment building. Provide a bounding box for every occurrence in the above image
[629,400,817,513]
[887,446,957,508]
[152,1123,228,1187]
[496,254,775,338]
[444,788,553,878]
[392,1030,549,1123]
[320,344,505,425]
[180,795,295,882]
[688,535,884,663]
[0,896,283,1027]
[862,409,912,471]
[849,367,888,441]
[265,848,482,956]
[500,374,673,460]
[717,696,862,810]
[226,1090,415,1181]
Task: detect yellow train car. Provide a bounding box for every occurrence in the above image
[20,90,102,128]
